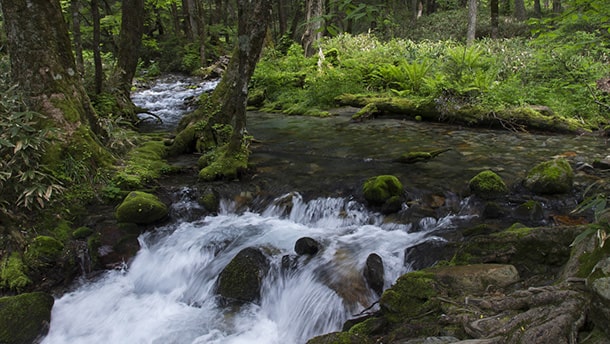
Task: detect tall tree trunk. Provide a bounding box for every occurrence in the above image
[491,0,499,38]
[552,0,561,13]
[71,0,84,76]
[302,0,325,58]
[278,0,287,36]
[92,0,103,95]
[514,0,527,21]
[115,0,145,98]
[533,0,542,17]
[0,0,106,153]
[466,0,477,45]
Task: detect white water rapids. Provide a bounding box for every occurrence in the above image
[42,193,468,344]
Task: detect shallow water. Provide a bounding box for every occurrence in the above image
[43,76,610,344]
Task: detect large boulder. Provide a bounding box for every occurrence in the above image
[295,237,320,256]
[115,191,168,224]
[523,158,573,194]
[0,292,54,344]
[362,175,403,213]
[216,247,270,303]
[468,170,508,199]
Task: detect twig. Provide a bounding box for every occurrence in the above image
[352,300,379,317]
[136,111,163,124]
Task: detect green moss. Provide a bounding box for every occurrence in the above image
[199,191,219,212]
[24,236,64,268]
[306,332,373,344]
[577,231,610,278]
[0,253,32,292]
[72,226,94,239]
[0,292,54,344]
[524,158,574,194]
[468,170,508,199]
[362,175,403,206]
[379,271,439,323]
[198,144,249,181]
[114,138,172,189]
[52,220,73,243]
[502,222,535,238]
[115,191,168,224]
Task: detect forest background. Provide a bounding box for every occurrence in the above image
[0,0,609,294]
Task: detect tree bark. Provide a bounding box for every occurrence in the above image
[552,0,561,13]
[533,0,542,17]
[0,0,106,149]
[491,0,499,38]
[71,0,85,76]
[115,0,145,98]
[92,0,103,95]
[218,0,272,153]
[466,0,477,45]
[514,0,527,21]
[278,0,287,36]
[302,0,325,58]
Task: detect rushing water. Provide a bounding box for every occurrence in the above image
[43,75,610,344]
[43,194,460,344]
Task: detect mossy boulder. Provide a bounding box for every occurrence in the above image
[115,191,168,224]
[362,175,403,213]
[216,247,270,303]
[379,271,440,323]
[468,170,508,199]
[306,331,374,344]
[523,158,573,194]
[24,236,64,268]
[0,292,54,344]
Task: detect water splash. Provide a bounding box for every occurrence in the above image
[43,194,462,344]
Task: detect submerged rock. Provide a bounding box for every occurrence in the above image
[295,237,320,256]
[363,253,384,296]
[115,191,169,224]
[216,247,270,303]
[523,158,573,194]
[0,292,54,344]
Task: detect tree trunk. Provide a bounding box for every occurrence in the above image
[71,0,84,76]
[115,0,145,98]
[552,0,561,13]
[533,0,542,17]
[92,0,103,95]
[278,0,287,36]
[491,0,499,38]
[302,0,325,57]
[514,0,527,21]
[0,0,106,152]
[218,0,272,153]
[466,0,477,45]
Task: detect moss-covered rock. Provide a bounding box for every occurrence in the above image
[306,331,374,344]
[428,264,520,296]
[0,292,54,344]
[115,191,168,224]
[113,139,172,190]
[216,247,270,303]
[468,170,508,199]
[198,145,249,181]
[24,236,64,268]
[379,271,440,323]
[523,158,573,194]
[0,253,31,292]
[72,226,94,240]
[362,175,403,208]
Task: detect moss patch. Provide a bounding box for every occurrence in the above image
[524,158,574,194]
[0,253,32,292]
[0,292,54,344]
[469,170,508,199]
[115,191,168,224]
[362,175,404,206]
[24,236,64,269]
[198,144,249,181]
[114,138,172,189]
[379,271,440,323]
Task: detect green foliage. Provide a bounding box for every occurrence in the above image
[0,253,32,292]
[571,181,610,249]
[0,82,63,214]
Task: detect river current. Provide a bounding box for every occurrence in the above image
[42,75,609,344]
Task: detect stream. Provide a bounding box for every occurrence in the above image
[42,75,609,344]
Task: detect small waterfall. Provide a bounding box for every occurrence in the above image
[43,193,463,344]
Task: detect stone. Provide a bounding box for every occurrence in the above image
[362,175,403,206]
[363,253,384,296]
[468,170,508,199]
[295,237,320,255]
[430,264,520,296]
[0,292,54,344]
[404,239,454,271]
[216,247,270,303]
[523,158,573,194]
[115,191,168,224]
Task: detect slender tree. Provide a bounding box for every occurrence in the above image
[114,0,145,99]
[466,0,477,44]
[514,0,527,21]
[71,0,85,76]
[92,0,103,94]
[302,0,325,57]
[491,0,499,38]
